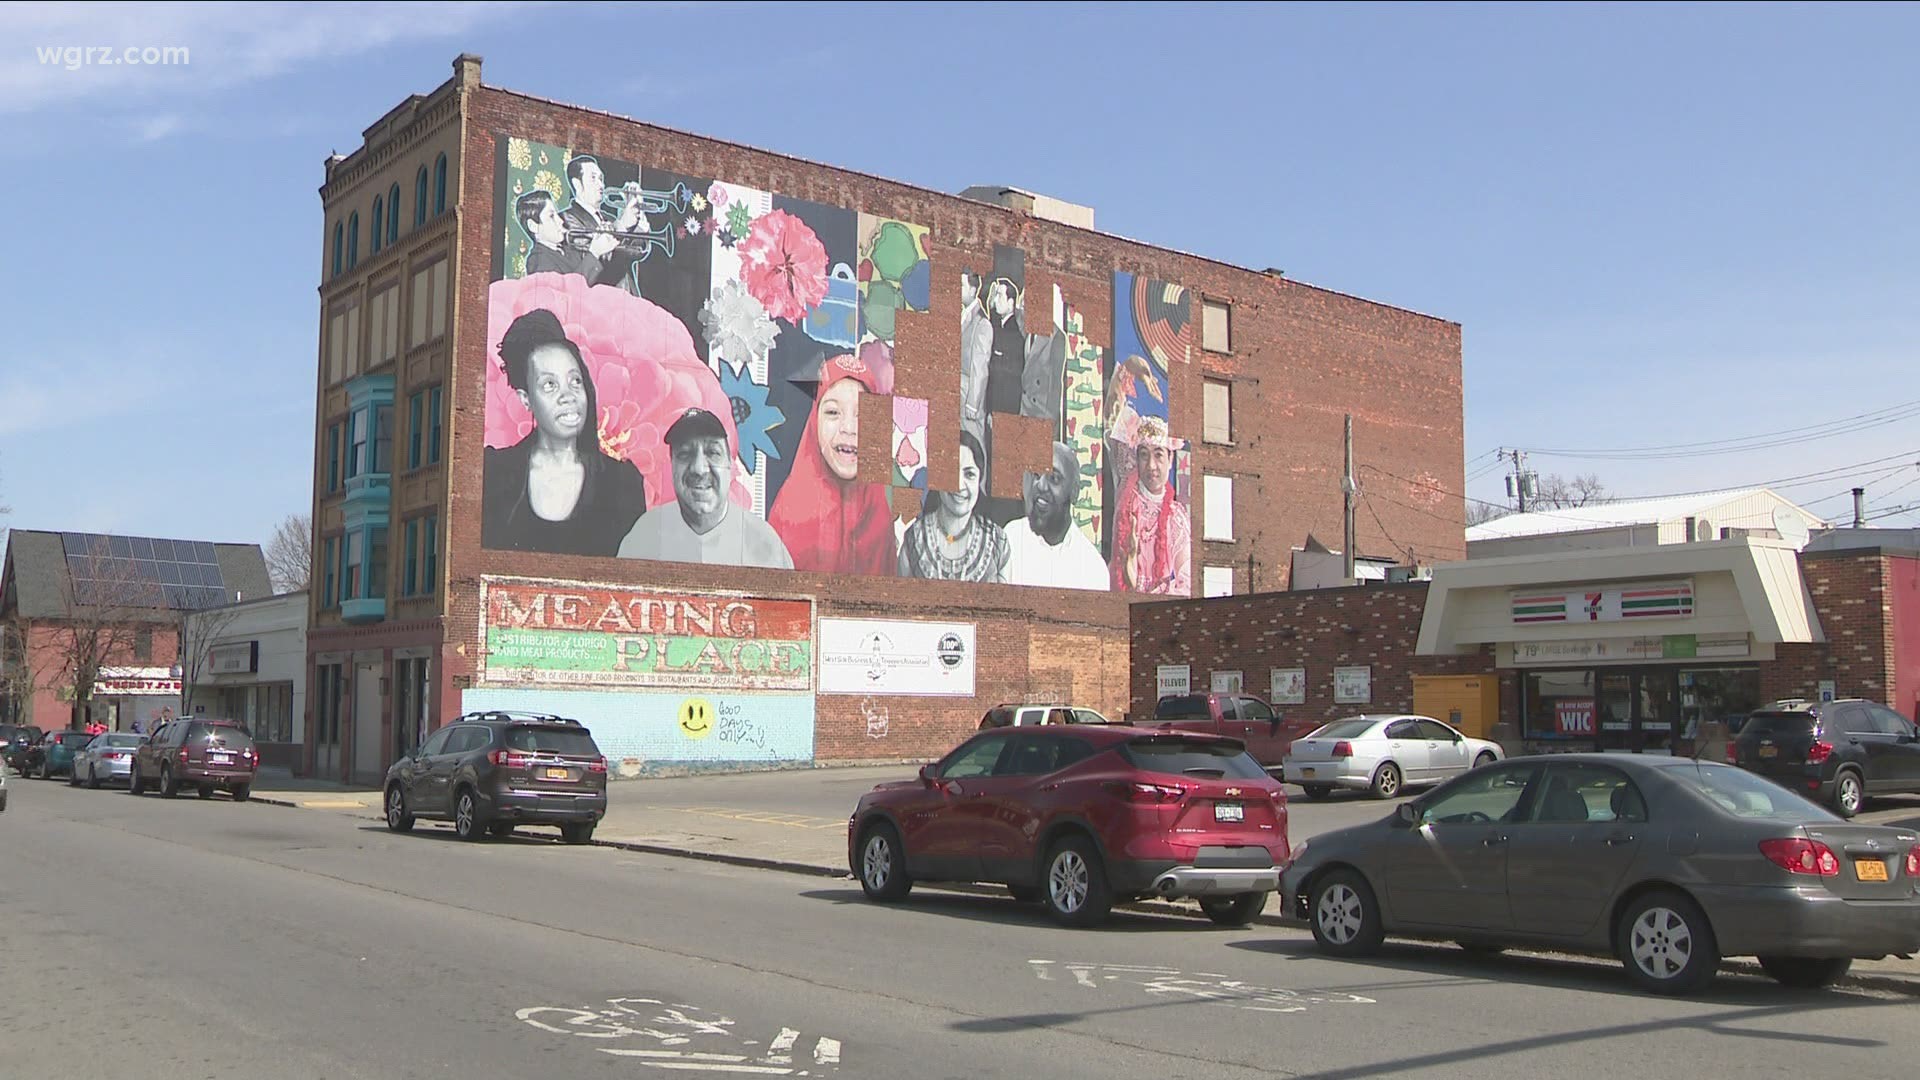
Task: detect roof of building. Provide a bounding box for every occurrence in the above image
[1,530,272,621]
[1465,488,1794,541]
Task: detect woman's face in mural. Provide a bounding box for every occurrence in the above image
[944,441,981,520]
[1137,441,1172,496]
[520,343,588,442]
[816,378,862,481]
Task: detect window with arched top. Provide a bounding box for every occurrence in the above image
[414,167,428,226]
[347,212,359,269]
[387,183,400,243]
[433,154,447,216]
[332,223,343,278]
[370,197,383,254]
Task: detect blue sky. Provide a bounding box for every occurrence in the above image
[2,2,1917,552]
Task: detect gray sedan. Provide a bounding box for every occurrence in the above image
[1279,753,1920,995]
[70,732,145,789]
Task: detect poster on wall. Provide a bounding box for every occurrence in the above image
[1157,664,1191,698]
[478,577,813,691]
[1554,699,1597,737]
[1333,665,1372,705]
[1210,670,1243,694]
[484,135,1195,598]
[1270,667,1306,705]
[818,618,976,696]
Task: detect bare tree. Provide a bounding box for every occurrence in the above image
[44,538,167,729]
[265,513,312,593]
[1466,500,1508,527]
[178,603,243,717]
[1532,472,1611,510]
[0,613,45,726]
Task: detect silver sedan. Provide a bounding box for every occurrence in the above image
[1284,715,1503,800]
[70,732,145,789]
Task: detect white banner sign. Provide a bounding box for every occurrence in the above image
[1157,664,1191,699]
[1333,665,1372,705]
[818,618,975,696]
[1270,667,1306,705]
[1211,670,1243,694]
[208,642,257,675]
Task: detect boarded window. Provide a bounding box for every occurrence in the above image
[1203,380,1232,443]
[1203,475,1235,541]
[1202,298,1231,353]
[1203,565,1234,597]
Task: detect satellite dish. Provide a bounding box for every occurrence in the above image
[1695,518,1714,542]
[1773,506,1810,547]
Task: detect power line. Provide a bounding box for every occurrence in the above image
[1517,397,1920,462]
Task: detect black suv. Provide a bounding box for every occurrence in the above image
[383,711,608,843]
[1728,698,1920,817]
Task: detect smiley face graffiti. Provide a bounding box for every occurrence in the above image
[678,698,715,740]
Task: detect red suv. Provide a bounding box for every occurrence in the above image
[129,718,259,800]
[848,726,1290,927]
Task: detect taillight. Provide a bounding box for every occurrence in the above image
[1331,741,1353,759]
[177,748,189,763]
[1904,845,1920,878]
[1807,741,1834,765]
[1103,781,1187,804]
[1725,742,1739,764]
[1760,838,1840,876]
[487,749,534,769]
[586,757,608,774]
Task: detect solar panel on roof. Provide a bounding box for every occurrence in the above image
[130,537,153,560]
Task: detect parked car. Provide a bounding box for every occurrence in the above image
[1,725,44,774]
[1149,693,1319,770]
[129,718,259,800]
[383,711,609,843]
[1281,754,1920,995]
[1283,715,1503,800]
[978,704,1122,730]
[1727,699,1920,818]
[849,726,1290,928]
[0,762,8,811]
[20,730,96,780]
[71,732,145,789]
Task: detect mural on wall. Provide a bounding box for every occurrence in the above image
[473,577,815,771]
[485,134,1193,597]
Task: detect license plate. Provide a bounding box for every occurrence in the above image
[1214,802,1243,823]
[1300,768,1316,778]
[1757,746,1777,759]
[544,767,570,781]
[211,753,232,764]
[1857,859,1889,882]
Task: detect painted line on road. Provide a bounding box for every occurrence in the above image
[299,799,368,809]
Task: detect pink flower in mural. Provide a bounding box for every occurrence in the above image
[894,436,921,471]
[737,209,829,323]
[485,273,753,512]
[707,182,730,211]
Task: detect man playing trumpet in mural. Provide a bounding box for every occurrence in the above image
[1111,416,1191,595]
[517,189,605,281]
[561,154,645,289]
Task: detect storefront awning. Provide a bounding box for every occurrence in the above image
[1417,538,1824,657]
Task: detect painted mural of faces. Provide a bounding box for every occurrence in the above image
[960,271,980,312]
[989,279,1017,319]
[520,343,588,443]
[1024,442,1079,535]
[944,438,982,520]
[816,377,863,481]
[1137,440,1172,496]
[671,434,731,527]
[531,198,566,248]
[572,159,606,208]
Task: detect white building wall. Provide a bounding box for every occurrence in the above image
[186,593,308,745]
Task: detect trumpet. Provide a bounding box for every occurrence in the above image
[600,179,695,219]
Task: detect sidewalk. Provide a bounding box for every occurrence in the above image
[246,765,1920,996]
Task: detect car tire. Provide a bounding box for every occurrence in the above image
[1618,889,1720,995]
[1301,784,1334,800]
[453,787,487,841]
[1474,751,1497,769]
[197,783,214,799]
[68,767,81,787]
[159,765,179,799]
[88,765,102,790]
[1369,762,1402,800]
[856,823,913,902]
[384,785,415,833]
[1758,956,1852,989]
[1007,884,1042,903]
[1832,770,1864,819]
[1309,869,1385,956]
[560,822,595,845]
[231,785,251,803]
[1041,835,1113,928]
[1199,893,1266,927]
[128,765,145,796]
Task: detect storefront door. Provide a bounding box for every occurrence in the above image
[1594,670,1677,754]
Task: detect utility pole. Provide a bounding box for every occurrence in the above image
[1342,414,1356,581]
[1505,448,1534,513]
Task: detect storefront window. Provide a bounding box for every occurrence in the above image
[1679,667,1762,742]
[1525,669,1596,741]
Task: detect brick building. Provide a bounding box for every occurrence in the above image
[305,55,1465,783]
[1131,537,1920,754]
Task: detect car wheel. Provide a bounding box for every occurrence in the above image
[1007,884,1042,903]
[856,823,913,902]
[384,785,415,833]
[197,783,214,799]
[453,788,487,841]
[128,765,145,796]
[1301,784,1334,800]
[1199,893,1266,927]
[559,822,595,845]
[1474,751,1497,769]
[1832,770,1864,819]
[1618,890,1720,995]
[159,765,179,799]
[1370,762,1402,800]
[1758,956,1852,989]
[1309,869,1385,956]
[230,785,251,802]
[68,767,81,787]
[1042,835,1113,928]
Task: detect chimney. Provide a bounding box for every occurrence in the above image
[1853,487,1866,528]
[957,185,1095,230]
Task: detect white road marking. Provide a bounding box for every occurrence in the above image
[640,1064,794,1074]
[1072,968,1098,989]
[767,1028,800,1064]
[814,1038,841,1066]
[601,1050,750,1061]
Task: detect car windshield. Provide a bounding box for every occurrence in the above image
[1740,712,1816,737]
[57,732,93,745]
[1670,762,1838,821]
[97,735,143,749]
[1119,738,1268,779]
[1311,719,1377,740]
[505,726,600,756]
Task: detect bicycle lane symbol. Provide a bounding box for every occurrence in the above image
[516,997,843,1073]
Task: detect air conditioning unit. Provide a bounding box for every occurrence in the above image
[1386,564,1432,583]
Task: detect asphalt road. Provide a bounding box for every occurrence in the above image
[1,778,1910,1080]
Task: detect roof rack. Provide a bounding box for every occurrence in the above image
[452,710,580,726]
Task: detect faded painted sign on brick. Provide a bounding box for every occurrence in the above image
[479,577,813,691]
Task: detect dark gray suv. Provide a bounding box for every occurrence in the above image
[382,711,608,843]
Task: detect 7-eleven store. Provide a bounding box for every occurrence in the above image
[1417,538,1827,754]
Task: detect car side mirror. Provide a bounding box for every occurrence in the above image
[918,763,938,786]
[1394,803,1420,828]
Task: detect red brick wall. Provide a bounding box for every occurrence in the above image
[21,620,180,731]
[427,77,1464,764]
[1128,583,1495,723]
[1891,555,1920,720]
[1762,551,1897,707]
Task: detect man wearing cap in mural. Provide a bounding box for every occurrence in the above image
[617,408,795,569]
[1004,441,1108,590]
[1110,416,1191,595]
